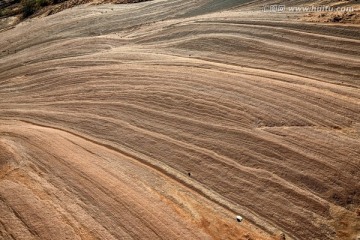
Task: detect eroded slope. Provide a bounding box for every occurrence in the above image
[0,0,359,239]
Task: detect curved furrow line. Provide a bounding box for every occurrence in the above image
[0,121,224,239]
[10,120,332,240]
[0,107,348,210]
[3,61,357,131]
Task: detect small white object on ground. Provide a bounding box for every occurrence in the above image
[236,215,243,222]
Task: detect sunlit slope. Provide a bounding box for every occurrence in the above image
[0,0,359,239]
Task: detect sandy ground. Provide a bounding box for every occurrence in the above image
[0,0,360,239]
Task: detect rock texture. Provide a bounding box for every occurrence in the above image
[0,0,359,239]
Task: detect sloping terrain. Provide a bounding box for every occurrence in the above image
[0,0,360,239]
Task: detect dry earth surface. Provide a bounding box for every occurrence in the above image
[0,0,360,239]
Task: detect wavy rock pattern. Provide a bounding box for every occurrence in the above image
[0,0,359,239]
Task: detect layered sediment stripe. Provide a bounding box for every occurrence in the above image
[0,0,359,239]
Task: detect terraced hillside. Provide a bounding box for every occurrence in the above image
[0,0,359,239]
